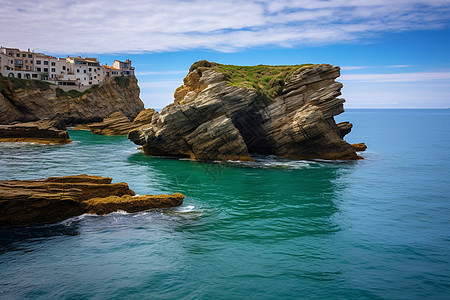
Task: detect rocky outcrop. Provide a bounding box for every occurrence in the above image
[129,62,362,161]
[87,108,155,135]
[0,119,71,144]
[352,143,367,152]
[0,175,184,227]
[0,76,144,125]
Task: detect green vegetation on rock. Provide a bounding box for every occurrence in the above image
[190,60,314,99]
[55,85,99,98]
[114,76,130,87]
[0,76,51,91]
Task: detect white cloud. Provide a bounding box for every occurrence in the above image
[1,0,450,54]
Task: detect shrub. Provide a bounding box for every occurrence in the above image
[189,60,213,73]
[114,76,129,87]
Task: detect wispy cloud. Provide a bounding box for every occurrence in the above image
[386,65,414,68]
[1,0,450,54]
[340,71,450,82]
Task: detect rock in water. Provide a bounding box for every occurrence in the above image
[0,119,71,144]
[0,175,184,227]
[129,61,362,160]
[88,109,155,135]
[0,76,144,125]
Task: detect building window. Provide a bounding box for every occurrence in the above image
[36,60,41,64]
[28,54,32,58]
[89,68,92,71]
[77,69,80,73]
[51,68,56,72]
[84,70,86,73]
[25,60,28,63]
[62,66,66,70]
[51,62,55,66]
[44,68,48,72]
[26,66,29,70]
[16,54,20,57]
[94,76,96,79]
[89,82,92,85]
[32,74,37,78]
[44,61,48,65]
[37,67,41,72]
[22,54,26,57]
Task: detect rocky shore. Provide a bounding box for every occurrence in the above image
[0,175,184,227]
[0,76,144,125]
[84,108,155,135]
[0,119,71,144]
[129,61,364,161]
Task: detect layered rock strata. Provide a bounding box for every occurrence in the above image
[0,119,71,144]
[0,76,144,125]
[0,175,184,227]
[87,109,155,135]
[129,62,361,160]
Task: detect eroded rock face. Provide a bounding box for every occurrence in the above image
[88,109,155,135]
[0,76,144,125]
[0,175,184,227]
[129,63,360,160]
[0,119,71,144]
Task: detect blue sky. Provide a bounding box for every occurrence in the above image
[2,0,450,108]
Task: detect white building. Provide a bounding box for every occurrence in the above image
[1,47,135,89]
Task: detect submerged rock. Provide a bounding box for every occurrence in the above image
[0,175,184,227]
[129,61,363,161]
[0,119,71,144]
[87,108,155,135]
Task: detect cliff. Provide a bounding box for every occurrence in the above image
[0,76,144,125]
[129,61,361,161]
[0,175,184,227]
[87,109,155,135]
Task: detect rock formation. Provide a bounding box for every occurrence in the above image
[129,61,362,161]
[0,76,144,125]
[0,175,184,227]
[0,119,71,144]
[352,143,367,152]
[87,108,155,135]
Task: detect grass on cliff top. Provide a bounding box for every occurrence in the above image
[190,60,315,99]
[0,76,52,91]
[55,84,99,98]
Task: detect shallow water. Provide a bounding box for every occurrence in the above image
[0,109,449,299]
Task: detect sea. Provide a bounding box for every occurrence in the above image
[0,109,449,299]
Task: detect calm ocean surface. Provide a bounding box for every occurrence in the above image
[0,109,449,299]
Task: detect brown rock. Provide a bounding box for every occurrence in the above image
[0,119,71,144]
[352,143,367,151]
[0,76,144,125]
[88,109,155,135]
[129,62,360,161]
[0,175,184,227]
[83,193,185,215]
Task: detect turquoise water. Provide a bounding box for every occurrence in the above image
[0,109,449,299]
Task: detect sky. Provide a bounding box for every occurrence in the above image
[1,0,450,109]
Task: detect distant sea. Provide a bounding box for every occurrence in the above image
[0,109,449,299]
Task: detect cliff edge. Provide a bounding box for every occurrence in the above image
[129,61,360,161]
[0,76,144,125]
